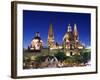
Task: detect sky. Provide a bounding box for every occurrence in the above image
[23,10,91,48]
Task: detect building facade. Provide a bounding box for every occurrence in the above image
[63,24,84,56]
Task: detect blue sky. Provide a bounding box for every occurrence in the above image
[23,10,91,48]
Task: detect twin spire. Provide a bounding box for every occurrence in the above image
[48,23,79,49]
[48,23,78,42]
[67,24,78,37]
[48,23,78,38]
[68,24,77,32]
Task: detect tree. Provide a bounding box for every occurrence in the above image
[35,55,44,63]
[72,55,83,64]
[54,52,66,61]
[81,51,91,64]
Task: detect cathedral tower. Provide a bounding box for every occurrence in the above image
[73,24,78,41]
[48,23,55,48]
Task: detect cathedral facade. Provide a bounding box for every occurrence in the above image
[47,23,84,56]
[63,24,84,56]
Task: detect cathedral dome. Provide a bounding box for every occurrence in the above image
[33,32,42,41]
[67,32,74,41]
[63,24,74,41]
[63,32,74,41]
[29,32,43,51]
[34,36,41,41]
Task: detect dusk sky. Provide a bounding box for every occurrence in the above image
[23,10,91,48]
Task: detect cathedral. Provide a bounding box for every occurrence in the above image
[63,24,84,56]
[47,23,84,56]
